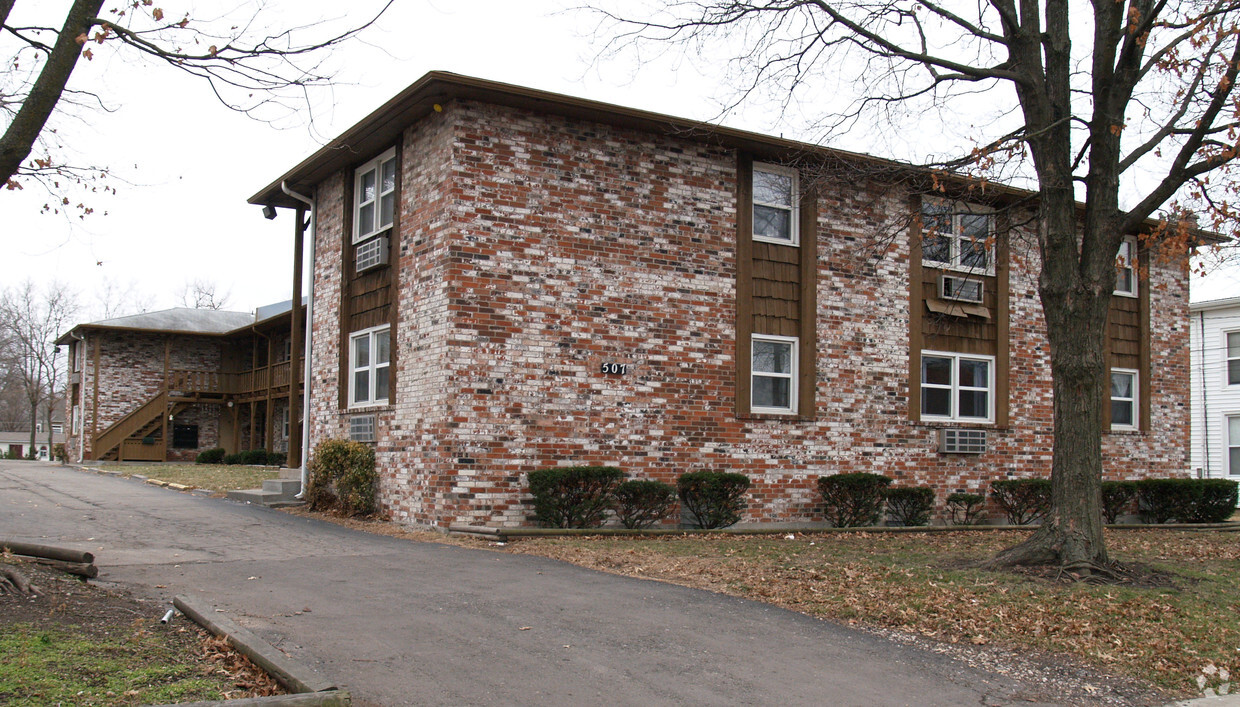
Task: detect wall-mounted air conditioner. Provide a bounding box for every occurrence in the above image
[938,428,986,454]
[938,274,984,304]
[356,236,390,274]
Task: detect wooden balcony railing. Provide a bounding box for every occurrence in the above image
[167,363,301,399]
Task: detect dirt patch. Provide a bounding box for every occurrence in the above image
[0,558,283,703]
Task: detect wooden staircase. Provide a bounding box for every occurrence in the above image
[92,391,187,462]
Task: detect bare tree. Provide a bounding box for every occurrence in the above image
[94,277,154,319]
[598,0,1240,570]
[0,281,77,454]
[178,278,230,310]
[1,0,393,202]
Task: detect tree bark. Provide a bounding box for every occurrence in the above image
[0,0,104,185]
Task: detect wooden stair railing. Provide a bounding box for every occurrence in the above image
[91,390,168,461]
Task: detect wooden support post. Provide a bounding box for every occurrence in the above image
[288,206,305,469]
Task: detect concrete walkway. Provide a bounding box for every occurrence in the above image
[0,461,1144,705]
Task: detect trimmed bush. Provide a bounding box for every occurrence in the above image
[885,486,934,526]
[527,466,624,528]
[266,450,286,467]
[613,479,677,529]
[221,452,245,465]
[1101,481,1138,524]
[677,471,751,529]
[1137,478,1239,524]
[196,447,226,465]
[238,449,268,465]
[53,443,67,463]
[946,492,986,525]
[308,439,378,516]
[818,473,891,528]
[990,478,1051,525]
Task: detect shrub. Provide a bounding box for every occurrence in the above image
[53,444,67,463]
[613,479,676,529]
[239,449,270,465]
[196,447,226,465]
[885,486,934,526]
[1101,481,1138,524]
[527,466,624,528]
[818,473,891,528]
[990,478,1051,525]
[1137,478,1239,524]
[946,492,986,525]
[222,452,245,465]
[677,471,751,529]
[267,450,286,467]
[308,439,378,516]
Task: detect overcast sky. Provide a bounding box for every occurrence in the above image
[3,0,1237,324]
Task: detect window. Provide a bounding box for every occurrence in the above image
[1229,415,1240,476]
[1115,236,1137,297]
[751,334,797,414]
[921,202,994,274]
[51,423,62,434]
[920,351,993,422]
[172,424,199,449]
[1227,331,1240,386]
[1110,369,1138,431]
[353,148,397,244]
[349,326,391,407]
[752,163,799,246]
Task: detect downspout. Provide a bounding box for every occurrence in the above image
[282,181,316,498]
[70,331,85,463]
[1199,311,1211,478]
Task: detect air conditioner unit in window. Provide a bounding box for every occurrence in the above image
[938,428,986,454]
[938,274,984,304]
[349,414,376,443]
[356,236,389,274]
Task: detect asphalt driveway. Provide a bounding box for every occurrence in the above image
[2,460,1084,706]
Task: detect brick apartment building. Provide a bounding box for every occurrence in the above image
[249,72,1190,529]
[59,303,304,465]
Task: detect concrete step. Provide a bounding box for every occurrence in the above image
[227,480,303,508]
[277,467,302,481]
[262,478,302,498]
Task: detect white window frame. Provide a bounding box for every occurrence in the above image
[1228,414,1240,476]
[1109,368,1138,432]
[1226,330,1240,387]
[1114,236,1138,298]
[751,334,798,415]
[348,325,391,408]
[353,147,397,245]
[920,350,995,423]
[752,163,800,247]
[920,201,995,276]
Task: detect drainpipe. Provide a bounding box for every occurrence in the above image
[282,181,316,499]
[70,331,86,463]
[1199,311,1211,477]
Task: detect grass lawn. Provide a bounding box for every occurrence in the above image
[98,463,280,492]
[491,528,1240,695]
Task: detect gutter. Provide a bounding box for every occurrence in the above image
[69,331,86,463]
[281,181,316,499]
[1199,311,1211,477]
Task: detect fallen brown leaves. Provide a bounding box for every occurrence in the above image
[492,529,1239,696]
[201,634,283,698]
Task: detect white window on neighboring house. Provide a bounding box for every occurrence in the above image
[921,202,994,275]
[752,163,799,246]
[921,351,994,422]
[1229,415,1240,476]
[353,148,397,244]
[751,334,797,414]
[1115,236,1138,297]
[51,424,62,434]
[1110,369,1138,431]
[1227,331,1240,386]
[349,326,391,407]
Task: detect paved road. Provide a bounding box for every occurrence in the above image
[2,461,1078,706]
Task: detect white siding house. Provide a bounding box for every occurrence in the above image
[1190,296,1240,478]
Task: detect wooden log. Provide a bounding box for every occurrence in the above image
[31,558,98,579]
[0,540,95,564]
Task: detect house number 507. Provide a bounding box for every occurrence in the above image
[600,363,629,375]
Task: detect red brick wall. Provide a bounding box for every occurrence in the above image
[306,99,1191,528]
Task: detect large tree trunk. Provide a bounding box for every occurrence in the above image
[987,260,1112,568]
